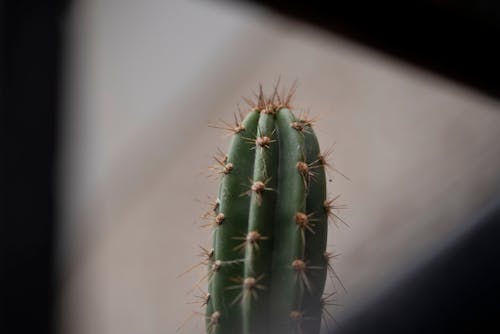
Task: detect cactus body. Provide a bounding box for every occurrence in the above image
[206,93,329,334]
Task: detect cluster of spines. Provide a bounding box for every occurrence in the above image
[193,85,345,334]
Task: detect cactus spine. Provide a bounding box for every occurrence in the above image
[206,87,331,334]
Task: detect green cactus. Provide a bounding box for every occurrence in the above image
[204,86,336,334]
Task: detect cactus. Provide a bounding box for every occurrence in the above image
[204,85,336,334]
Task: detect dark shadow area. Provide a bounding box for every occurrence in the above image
[339,196,500,334]
[245,1,500,99]
[2,1,69,333]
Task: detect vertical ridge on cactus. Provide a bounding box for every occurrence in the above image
[242,111,277,334]
[268,108,308,334]
[205,86,333,334]
[210,110,260,334]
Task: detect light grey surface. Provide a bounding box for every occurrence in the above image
[58,1,500,333]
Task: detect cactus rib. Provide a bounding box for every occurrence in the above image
[268,108,308,334]
[211,110,260,333]
[242,111,278,334]
[301,125,328,334]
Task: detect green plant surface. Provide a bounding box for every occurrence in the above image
[204,86,336,334]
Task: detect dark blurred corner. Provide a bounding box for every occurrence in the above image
[339,197,500,334]
[2,0,69,333]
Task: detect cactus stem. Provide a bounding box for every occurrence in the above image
[201,86,339,334]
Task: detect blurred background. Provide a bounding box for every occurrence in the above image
[4,1,500,334]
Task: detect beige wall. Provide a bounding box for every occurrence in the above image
[58,1,500,333]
